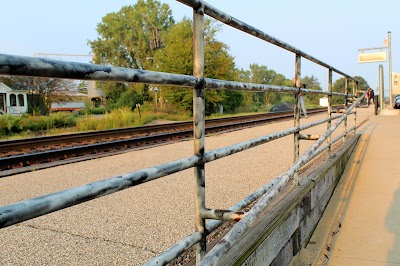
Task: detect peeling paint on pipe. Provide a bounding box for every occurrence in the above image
[0,155,201,228]
[202,209,246,221]
[0,54,353,98]
[0,54,200,87]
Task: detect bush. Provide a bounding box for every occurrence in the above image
[279,95,295,104]
[79,107,108,115]
[0,113,78,137]
[76,107,136,131]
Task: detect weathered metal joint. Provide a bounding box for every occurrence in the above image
[195,77,205,89]
[194,2,205,15]
[201,208,246,222]
[299,134,321,140]
[331,109,346,114]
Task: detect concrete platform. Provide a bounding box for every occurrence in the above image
[296,107,400,265]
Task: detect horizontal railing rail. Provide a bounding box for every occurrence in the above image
[0,0,363,265]
[0,54,352,97]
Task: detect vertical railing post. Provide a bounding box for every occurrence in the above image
[354,81,359,134]
[193,5,207,263]
[379,64,385,111]
[344,78,349,142]
[327,68,333,157]
[292,53,301,186]
[388,31,392,105]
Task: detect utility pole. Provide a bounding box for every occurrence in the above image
[388,31,393,105]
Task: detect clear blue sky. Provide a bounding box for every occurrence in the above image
[1,0,398,95]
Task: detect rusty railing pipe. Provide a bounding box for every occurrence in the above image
[193,4,207,262]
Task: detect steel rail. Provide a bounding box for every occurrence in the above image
[0,108,332,176]
[0,108,323,178]
[0,109,318,152]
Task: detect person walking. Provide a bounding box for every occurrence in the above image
[292,77,308,118]
[300,84,308,118]
[366,88,374,107]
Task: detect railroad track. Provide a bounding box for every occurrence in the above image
[0,108,331,177]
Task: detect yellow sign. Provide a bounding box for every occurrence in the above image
[392,72,400,95]
[358,52,387,63]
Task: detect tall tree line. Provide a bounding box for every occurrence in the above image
[1,0,370,115]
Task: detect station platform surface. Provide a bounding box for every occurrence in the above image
[299,107,400,265]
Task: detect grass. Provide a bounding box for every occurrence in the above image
[75,107,190,131]
[0,108,191,139]
[1,103,320,139]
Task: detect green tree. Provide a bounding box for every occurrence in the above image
[333,76,369,94]
[332,76,369,104]
[237,64,292,106]
[301,75,322,105]
[88,0,174,106]
[154,18,242,115]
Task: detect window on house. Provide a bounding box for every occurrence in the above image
[10,94,17,106]
[18,94,25,106]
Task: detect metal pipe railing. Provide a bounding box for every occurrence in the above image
[193,5,207,262]
[0,54,200,87]
[0,109,348,229]
[0,54,352,98]
[197,93,366,265]
[0,1,364,265]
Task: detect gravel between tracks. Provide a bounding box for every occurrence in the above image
[0,109,372,265]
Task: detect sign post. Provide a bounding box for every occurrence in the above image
[358,31,393,108]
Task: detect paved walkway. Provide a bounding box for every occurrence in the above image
[299,107,400,265]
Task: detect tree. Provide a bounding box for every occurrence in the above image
[301,75,322,105]
[154,18,242,115]
[333,76,369,94]
[237,64,292,106]
[0,76,75,115]
[88,0,175,106]
[332,76,369,104]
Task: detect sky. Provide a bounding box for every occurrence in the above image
[1,0,398,95]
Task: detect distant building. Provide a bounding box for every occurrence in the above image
[392,72,400,96]
[50,88,88,112]
[0,83,28,115]
[87,81,107,107]
[51,102,85,112]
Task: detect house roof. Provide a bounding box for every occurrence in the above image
[0,82,12,92]
[0,82,29,92]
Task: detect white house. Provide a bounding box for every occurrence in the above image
[0,82,28,115]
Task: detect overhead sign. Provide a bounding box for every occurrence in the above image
[392,72,400,95]
[358,52,387,63]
